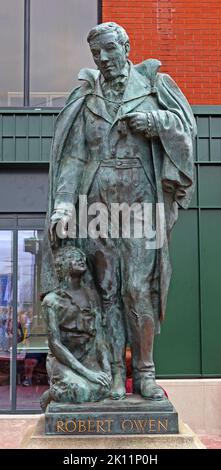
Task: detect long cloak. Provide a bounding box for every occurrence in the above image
[41,59,196,321]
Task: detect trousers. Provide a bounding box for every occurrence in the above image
[81,159,161,380]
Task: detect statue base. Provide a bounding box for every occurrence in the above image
[21,415,205,449]
[45,394,178,435]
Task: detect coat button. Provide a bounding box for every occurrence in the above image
[116,160,122,166]
[111,147,116,156]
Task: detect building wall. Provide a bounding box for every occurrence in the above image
[1,106,221,378]
[102,0,221,105]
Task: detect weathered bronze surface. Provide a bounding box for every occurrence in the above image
[41,22,196,412]
[45,396,178,435]
[40,245,111,410]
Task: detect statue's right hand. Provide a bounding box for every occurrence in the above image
[49,211,66,245]
[49,203,74,245]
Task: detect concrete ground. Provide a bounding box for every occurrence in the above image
[0,415,220,449]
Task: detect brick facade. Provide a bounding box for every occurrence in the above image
[102,0,221,104]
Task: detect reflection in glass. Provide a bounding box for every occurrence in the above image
[30,0,97,107]
[0,1,23,106]
[0,231,13,409]
[17,230,48,410]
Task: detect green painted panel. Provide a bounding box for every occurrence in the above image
[0,115,2,138]
[3,115,15,136]
[211,117,221,138]
[28,138,41,161]
[200,210,221,375]
[189,166,198,208]
[211,139,221,162]
[197,117,209,138]
[0,115,2,160]
[198,138,209,161]
[155,210,201,376]
[199,166,221,206]
[41,115,54,137]
[15,115,27,136]
[41,137,52,161]
[2,137,15,161]
[193,137,197,161]
[15,138,28,161]
[28,115,40,136]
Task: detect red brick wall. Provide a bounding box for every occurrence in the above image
[102,0,221,104]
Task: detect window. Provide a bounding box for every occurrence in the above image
[16,230,47,410]
[30,0,97,107]
[0,0,99,107]
[0,231,13,409]
[0,216,46,412]
[0,1,24,106]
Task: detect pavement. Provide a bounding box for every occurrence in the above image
[200,435,221,449]
[0,416,38,449]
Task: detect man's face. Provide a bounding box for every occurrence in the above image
[89,32,128,81]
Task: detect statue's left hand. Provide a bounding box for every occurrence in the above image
[120,112,148,133]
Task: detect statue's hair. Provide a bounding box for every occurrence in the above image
[87,22,129,46]
[55,245,86,272]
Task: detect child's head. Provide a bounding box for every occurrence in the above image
[55,245,87,281]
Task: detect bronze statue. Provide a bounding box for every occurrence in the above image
[41,22,196,403]
[40,246,111,410]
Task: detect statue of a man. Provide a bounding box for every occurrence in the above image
[41,22,196,402]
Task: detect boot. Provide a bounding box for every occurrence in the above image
[129,311,165,401]
[109,336,126,400]
[104,302,127,400]
[140,376,165,400]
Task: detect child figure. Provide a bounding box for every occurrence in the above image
[40,246,111,410]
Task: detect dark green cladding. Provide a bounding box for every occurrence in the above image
[0,109,57,162]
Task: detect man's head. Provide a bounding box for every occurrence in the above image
[55,246,87,281]
[87,22,130,81]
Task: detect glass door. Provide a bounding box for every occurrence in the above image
[0,216,47,412]
[16,229,48,410]
[0,231,13,410]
